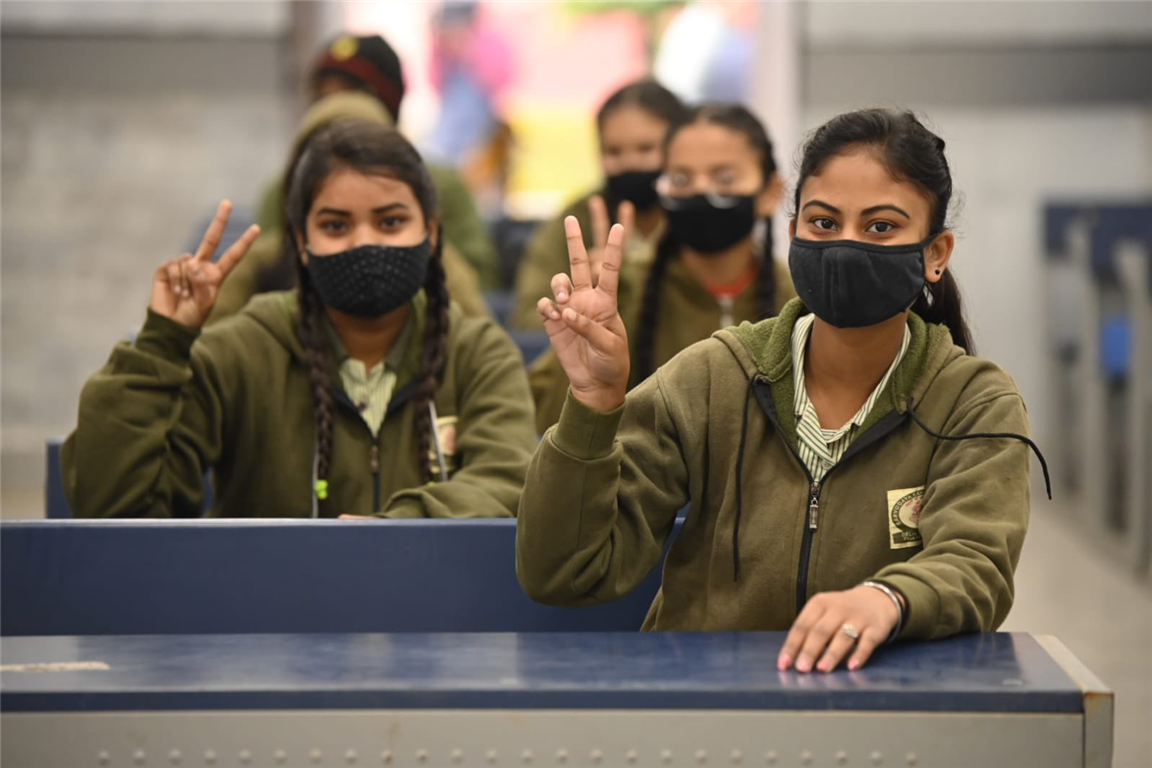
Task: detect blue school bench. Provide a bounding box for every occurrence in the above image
[1,519,674,636]
[1,631,1112,767]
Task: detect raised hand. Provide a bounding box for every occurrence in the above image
[537,216,630,413]
[150,200,261,329]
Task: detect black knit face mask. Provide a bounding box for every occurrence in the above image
[605,169,662,211]
[788,235,934,328]
[307,238,430,318]
[661,194,758,255]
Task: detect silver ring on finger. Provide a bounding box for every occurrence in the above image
[840,623,860,641]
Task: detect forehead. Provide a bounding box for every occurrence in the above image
[666,122,758,168]
[311,167,419,210]
[800,148,930,215]
[600,105,669,140]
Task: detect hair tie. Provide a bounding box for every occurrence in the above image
[314,479,329,500]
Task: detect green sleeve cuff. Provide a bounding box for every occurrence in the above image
[873,573,941,640]
[136,309,200,362]
[382,497,425,519]
[549,389,625,461]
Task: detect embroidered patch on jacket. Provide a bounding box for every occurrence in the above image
[887,486,925,549]
[426,415,460,478]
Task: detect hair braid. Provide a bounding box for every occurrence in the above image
[755,216,779,320]
[633,233,679,383]
[295,253,337,514]
[411,231,450,483]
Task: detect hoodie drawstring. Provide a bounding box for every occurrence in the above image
[905,396,1052,500]
[732,376,756,581]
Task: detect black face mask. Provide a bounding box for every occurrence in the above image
[661,194,757,255]
[788,234,935,328]
[307,239,430,318]
[605,169,661,211]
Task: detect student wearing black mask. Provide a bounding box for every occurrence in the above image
[528,104,795,432]
[510,80,689,329]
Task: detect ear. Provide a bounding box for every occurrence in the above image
[788,217,797,242]
[756,172,785,218]
[924,230,955,284]
[295,230,309,266]
[429,218,441,251]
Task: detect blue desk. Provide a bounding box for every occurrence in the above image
[1,520,673,636]
[0,632,1111,767]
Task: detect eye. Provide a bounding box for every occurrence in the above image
[669,172,691,189]
[714,172,739,190]
[811,217,836,231]
[319,219,346,234]
[866,221,897,234]
[379,215,408,229]
[637,143,657,154]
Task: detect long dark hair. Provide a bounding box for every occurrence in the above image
[285,118,450,510]
[634,104,781,382]
[792,108,974,354]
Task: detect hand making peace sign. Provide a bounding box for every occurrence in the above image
[536,214,631,414]
[150,200,261,329]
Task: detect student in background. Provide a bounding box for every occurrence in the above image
[259,33,501,290]
[64,120,536,519]
[528,104,795,433]
[510,80,689,330]
[518,108,1046,672]
[210,91,490,323]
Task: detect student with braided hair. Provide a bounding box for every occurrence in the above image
[529,104,796,433]
[63,119,535,519]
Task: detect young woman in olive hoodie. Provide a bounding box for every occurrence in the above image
[517,109,1048,672]
[64,120,536,519]
[529,104,796,433]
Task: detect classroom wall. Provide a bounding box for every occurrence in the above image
[0,32,294,516]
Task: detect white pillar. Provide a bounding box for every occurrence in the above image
[748,0,804,251]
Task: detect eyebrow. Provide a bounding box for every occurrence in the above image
[800,200,912,219]
[315,203,410,217]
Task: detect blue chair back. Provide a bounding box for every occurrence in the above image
[1,519,677,636]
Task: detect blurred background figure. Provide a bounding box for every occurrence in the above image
[424,1,516,207]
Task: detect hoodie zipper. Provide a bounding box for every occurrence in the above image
[334,390,386,514]
[369,444,382,513]
[752,380,909,611]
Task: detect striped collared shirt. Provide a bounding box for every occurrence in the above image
[325,312,414,438]
[791,314,910,482]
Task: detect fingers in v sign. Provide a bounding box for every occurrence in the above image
[150,200,261,330]
[537,215,630,414]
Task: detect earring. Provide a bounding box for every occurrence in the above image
[934,269,942,275]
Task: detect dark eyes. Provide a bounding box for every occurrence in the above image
[813,217,836,230]
[866,221,896,234]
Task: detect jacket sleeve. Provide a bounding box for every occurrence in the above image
[431,164,501,290]
[872,390,1032,639]
[61,311,227,518]
[382,321,537,519]
[516,369,690,606]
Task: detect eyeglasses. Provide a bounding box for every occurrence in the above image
[656,173,755,209]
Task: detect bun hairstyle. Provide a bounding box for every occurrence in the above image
[284,118,450,510]
[793,108,973,353]
[635,104,781,382]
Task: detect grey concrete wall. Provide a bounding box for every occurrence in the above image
[1,33,295,516]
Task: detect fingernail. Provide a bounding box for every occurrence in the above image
[797,659,811,673]
[848,659,861,671]
[777,655,791,670]
[550,311,560,320]
[557,292,567,302]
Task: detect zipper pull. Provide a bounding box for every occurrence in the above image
[808,482,821,530]
[369,444,380,474]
